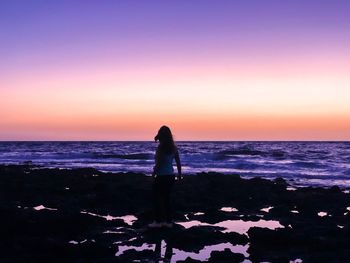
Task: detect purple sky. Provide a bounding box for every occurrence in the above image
[2,0,350,72]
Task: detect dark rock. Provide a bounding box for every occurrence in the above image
[274,177,287,186]
[1,164,350,262]
[209,248,245,262]
[178,258,202,263]
[329,185,341,193]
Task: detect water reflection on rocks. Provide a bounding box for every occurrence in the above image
[2,165,350,262]
[116,240,250,262]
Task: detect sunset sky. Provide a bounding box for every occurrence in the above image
[1,0,350,140]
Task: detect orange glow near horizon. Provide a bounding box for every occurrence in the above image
[1,61,350,140]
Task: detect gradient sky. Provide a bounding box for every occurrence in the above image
[1,0,350,140]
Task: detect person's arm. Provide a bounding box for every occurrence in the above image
[152,148,160,178]
[174,150,182,180]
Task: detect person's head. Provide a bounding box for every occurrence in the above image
[154,125,176,154]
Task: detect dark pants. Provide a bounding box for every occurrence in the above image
[153,175,175,223]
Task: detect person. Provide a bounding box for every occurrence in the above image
[148,125,182,228]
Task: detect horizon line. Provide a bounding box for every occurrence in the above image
[0,140,349,143]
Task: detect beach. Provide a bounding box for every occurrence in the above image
[2,164,350,262]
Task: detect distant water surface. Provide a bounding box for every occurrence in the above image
[0,141,349,187]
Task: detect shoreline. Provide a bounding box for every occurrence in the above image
[1,141,349,190]
[1,164,350,262]
[2,162,350,190]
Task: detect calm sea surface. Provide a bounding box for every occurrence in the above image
[0,141,349,187]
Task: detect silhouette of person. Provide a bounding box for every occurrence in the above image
[149,126,182,228]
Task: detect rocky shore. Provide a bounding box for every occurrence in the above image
[1,164,350,262]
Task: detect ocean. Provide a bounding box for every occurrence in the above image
[0,141,349,187]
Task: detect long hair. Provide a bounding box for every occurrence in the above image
[154,125,176,154]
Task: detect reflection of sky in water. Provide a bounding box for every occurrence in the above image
[220,207,238,212]
[69,239,90,245]
[317,212,328,217]
[80,211,137,225]
[115,243,155,257]
[260,206,273,213]
[112,213,286,262]
[178,219,284,235]
[65,210,312,262]
[171,243,250,262]
[115,241,250,262]
[193,212,205,216]
[33,205,57,211]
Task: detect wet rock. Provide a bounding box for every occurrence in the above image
[209,248,245,262]
[178,258,202,263]
[274,177,287,186]
[329,185,341,193]
[1,164,350,262]
[139,225,248,252]
[117,248,156,262]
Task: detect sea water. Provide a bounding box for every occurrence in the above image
[0,141,349,187]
